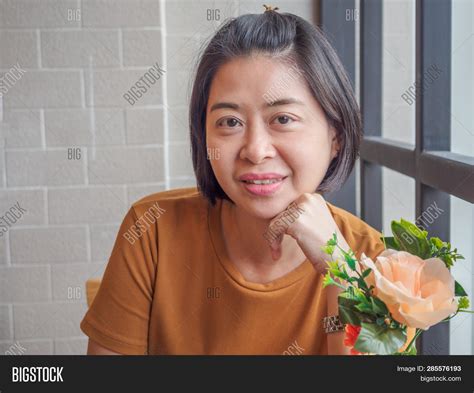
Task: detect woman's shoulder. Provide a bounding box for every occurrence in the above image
[113,187,209,258]
[130,186,207,217]
[326,201,380,236]
[325,201,385,260]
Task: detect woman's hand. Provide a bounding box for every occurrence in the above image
[266,193,350,275]
[266,193,352,354]
[266,193,351,354]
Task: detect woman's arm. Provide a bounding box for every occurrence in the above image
[265,194,353,354]
[326,284,350,355]
[86,339,122,355]
[81,205,158,356]
[326,230,351,355]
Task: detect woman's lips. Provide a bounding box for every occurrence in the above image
[240,176,287,196]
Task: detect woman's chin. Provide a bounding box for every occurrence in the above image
[225,183,299,219]
[238,198,293,220]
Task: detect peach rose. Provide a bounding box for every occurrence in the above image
[359,249,458,330]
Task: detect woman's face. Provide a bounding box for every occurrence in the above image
[206,54,339,219]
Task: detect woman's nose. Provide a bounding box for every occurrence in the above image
[239,121,277,164]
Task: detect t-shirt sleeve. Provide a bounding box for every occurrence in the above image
[351,226,386,261]
[335,213,386,261]
[80,206,158,355]
[327,202,386,262]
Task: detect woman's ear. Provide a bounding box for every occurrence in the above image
[329,126,340,160]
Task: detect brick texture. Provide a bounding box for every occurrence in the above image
[0,0,315,355]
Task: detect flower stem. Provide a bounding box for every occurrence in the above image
[404,328,423,353]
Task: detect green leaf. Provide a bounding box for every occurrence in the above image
[361,268,372,278]
[355,303,377,316]
[330,269,349,281]
[322,272,334,288]
[356,277,369,291]
[440,254,454,268]
[395,345,418,356]
[321,244,335,256]
[433,243,465,268]
[354,322,407,355]
[458,296,470,310]
[430,237,444,249]
[381,236,399,250]
[371,297,389,315]
[338,292,365,326]
[455,281,468,297]
[327,233,338,246]
[340,248,357,271]
[391,219,431,259]
[353,287,369,303]
[346,256,357,271]
[323,273,346,290]
[326,260,339,270]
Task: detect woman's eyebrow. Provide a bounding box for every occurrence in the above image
[209,102,239,112]
[267,98,305,108]
[209,98,304,112]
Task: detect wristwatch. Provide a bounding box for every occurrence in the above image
[322,315,345,333]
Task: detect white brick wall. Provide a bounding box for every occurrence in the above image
[0,0,313,354]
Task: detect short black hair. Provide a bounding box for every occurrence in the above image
[189,11,361,206]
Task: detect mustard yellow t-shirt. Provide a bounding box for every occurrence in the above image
[80,187,385,355]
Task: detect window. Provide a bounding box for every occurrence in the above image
[319,0,474,355]
[382,0,416,146]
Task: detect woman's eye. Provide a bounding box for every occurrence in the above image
[272,115,293,125]
[217,117,242,128]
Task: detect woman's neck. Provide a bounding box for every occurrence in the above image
[220,199,307,283]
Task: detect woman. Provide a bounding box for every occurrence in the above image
[81,7,384,355]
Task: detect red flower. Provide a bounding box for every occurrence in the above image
[344,324,363,355]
